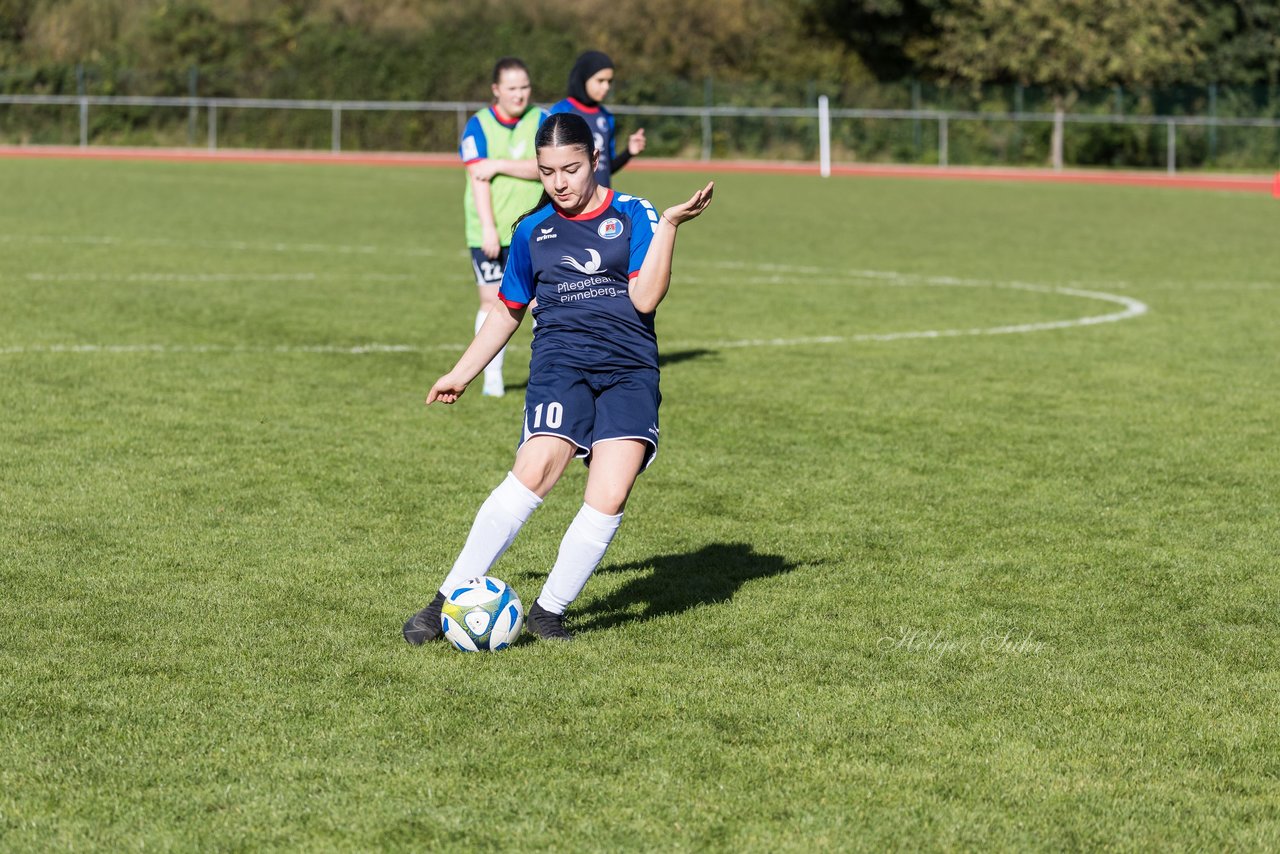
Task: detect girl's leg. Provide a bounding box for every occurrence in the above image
[405,436,576,645]
[438,435,576,595]
[533,439,647,621]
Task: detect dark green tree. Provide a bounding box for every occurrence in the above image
[919,0,1203,164]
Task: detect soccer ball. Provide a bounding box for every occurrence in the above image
[441,577,524,652]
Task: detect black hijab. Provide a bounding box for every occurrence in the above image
[567,51,614,107]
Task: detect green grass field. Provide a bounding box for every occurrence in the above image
[2,157,1278,851]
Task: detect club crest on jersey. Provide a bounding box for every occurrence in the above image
[597,218,623,240]
[562,248,606,274]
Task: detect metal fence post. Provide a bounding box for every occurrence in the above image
[818,95,831,177]
[911,79,922,155]
[1012,84,1024,161]
[208,101,217,151]
[79,97,88,148]
[188,66,198,146]
[332,104,342,152]
[939,114,948,167]
[1167,120,1176,174]
[1209,83,1218,162]
[701,76,714,162]
[1052,109,1065,171]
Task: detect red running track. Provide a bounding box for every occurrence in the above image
[3,144,1277,196]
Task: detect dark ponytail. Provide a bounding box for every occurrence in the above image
[513,113,598,233]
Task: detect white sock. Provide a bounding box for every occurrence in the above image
[476,309,505,386]
[439,472,542,595]
[537,503,623,614]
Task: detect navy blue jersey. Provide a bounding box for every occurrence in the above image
[548,98,618,187]
[499,189,660,371]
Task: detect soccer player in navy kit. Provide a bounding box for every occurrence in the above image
[548,51,646,188]
[403,112,712,643]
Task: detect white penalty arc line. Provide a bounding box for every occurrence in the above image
[673,283,1148,350]
[0,281,1148,357]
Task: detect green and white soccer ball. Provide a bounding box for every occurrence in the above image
[441,577,524,652]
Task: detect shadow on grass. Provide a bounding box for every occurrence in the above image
[502,349,718,393]
[657,348,717,368]
[574,542,799,633]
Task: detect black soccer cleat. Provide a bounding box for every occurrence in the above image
[402,591,448,646]
[526,601,573,642]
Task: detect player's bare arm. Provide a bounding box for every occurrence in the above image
[467,161,502,259]
[630,181,714,313]
[427,303,525,404]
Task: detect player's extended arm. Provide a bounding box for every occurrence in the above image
[467,161,502,259]
[426,304,525,404]
[469,159,539,181]
[629,182,714,314]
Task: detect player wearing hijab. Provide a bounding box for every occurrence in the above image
[459,57,547,397]
[547,50,646,188]
[403,113,713,644]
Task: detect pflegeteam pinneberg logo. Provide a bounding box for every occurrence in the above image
[597,218,623,240]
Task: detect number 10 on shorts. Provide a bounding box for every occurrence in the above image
[530,402,563,429]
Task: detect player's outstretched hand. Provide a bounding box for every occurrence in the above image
[427,374,469,405]
[662,181,714,227]
[628,128,647,156]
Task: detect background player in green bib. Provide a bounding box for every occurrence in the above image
[459,57,547,397]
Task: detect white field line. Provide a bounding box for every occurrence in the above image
[0,261,1149,356]
[13,271,416,283]
[0,233,438,258]
[0,343,460,355]
[670,283,1147,351]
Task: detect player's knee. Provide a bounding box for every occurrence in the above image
[583,482,632,515]
[512,442,574,496]
[587,494,627,515]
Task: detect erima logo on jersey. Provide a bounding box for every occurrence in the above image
[536,227,558,242]
[597,218,623,240]
[561,249,605,274]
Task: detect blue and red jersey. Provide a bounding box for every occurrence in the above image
[499,189,660,371]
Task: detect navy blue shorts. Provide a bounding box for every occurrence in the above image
[520,365,661,470]
[469,247,508,287]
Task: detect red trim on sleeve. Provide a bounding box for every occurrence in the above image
[567,97,600,115]
[558,189,615,222]
[628,270,641,279]
[498,294,528,310]
[463,157,484,165]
